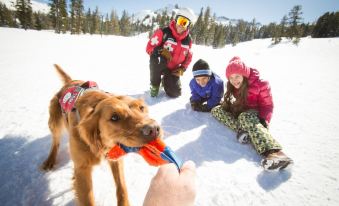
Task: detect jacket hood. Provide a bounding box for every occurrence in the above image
[169,20,190,41]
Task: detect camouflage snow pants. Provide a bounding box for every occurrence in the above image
[211,105,282,155]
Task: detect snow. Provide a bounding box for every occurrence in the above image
[1,27,339,206]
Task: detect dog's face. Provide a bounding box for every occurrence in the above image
[77,92,161,155]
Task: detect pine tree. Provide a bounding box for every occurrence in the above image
[0,3,17,27]
[120,10,131,36]
[203,6,211,45]
[110,9,120,35]
[33,12,42,30]
[49,0,59,32]
[230,25,240,46]
[236,20,246,42]
[82,8,91,34]
[312,12,339,38]
[287,5,303,45]
[90,7,100,34]
[249,18,258,40]
[280,15,288,37]
[159,10,168,28]
[272,15,287,44]
[271,23,282,44]
[207,19,216,46]
[49,0,68,33]
[103,13,111,35]
[70,0,84,34]
[191,8,204,44]
[99,14,104,36]
[213,24,226,48]
[0,3,6,26]
[15,0,33,30]
[59,0,67,33]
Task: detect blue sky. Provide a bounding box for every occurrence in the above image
[39,0,339,24]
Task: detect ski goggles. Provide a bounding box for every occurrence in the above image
[176,16,190,28]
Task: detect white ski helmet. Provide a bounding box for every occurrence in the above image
[176,7,196,24]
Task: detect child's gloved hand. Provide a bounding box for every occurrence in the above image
[259,118,269,129]
[191,102,210,112]
[198,104,211,112]
[190,101,200,111]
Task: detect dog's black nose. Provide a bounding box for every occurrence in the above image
[141,124,160,139]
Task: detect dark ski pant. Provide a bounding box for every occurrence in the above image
[211,105,282,155]
[149,56,181,98]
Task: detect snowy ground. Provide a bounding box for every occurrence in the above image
[0,27,339,206]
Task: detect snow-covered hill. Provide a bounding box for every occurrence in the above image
[0,27,339,206]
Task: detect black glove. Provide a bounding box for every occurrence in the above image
[199,104,211,112]
[151,46,162,58]
[191,101,210,112]
[259,118,269,129]
[190,101,200,111]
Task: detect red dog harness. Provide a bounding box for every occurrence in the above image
[59,81,98,113]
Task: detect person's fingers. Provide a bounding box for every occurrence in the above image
[179,161,197,198]
[179,161,196,180]
[155,163,179,179]
[181,161,196,172]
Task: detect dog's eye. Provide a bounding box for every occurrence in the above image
[139,106,144,112]
[111,113,120,121]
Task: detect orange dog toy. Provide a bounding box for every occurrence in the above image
[106,138,183,170]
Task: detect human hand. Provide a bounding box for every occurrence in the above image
[190,101,200,111]
[191,101,210,112]
[160,48,172,61]
[259,118,269,129]
[171,67,184,77]
[198,104,210,112]
[143,161,196,206]
[151,46,162,58]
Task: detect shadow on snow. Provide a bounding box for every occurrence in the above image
[0,134,75,206]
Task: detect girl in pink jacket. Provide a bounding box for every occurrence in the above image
[211,56,293,171]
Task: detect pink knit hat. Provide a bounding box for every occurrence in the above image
[225,56,250,79]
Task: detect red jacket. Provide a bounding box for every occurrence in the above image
[245,68,274,123]
[146,20,193,70]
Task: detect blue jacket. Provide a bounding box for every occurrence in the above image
[189,72,224,110]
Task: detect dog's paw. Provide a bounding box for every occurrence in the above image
[40,159,55,171]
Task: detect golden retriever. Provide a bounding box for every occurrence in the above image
[41,64,161,206]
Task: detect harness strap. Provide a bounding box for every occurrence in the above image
[59,81,99,114]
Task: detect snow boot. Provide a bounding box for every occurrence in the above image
[236,130,250,144]
[261,150,293,171]
[150,85,159,97]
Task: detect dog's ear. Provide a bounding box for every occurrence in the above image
[78,110,103,156]
[76,92,109,118]
[76,92,109,156]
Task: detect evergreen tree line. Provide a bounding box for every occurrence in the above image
[1,1,338,46]
[0,0,51,30]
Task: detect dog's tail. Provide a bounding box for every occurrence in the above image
[54,64,72,85]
